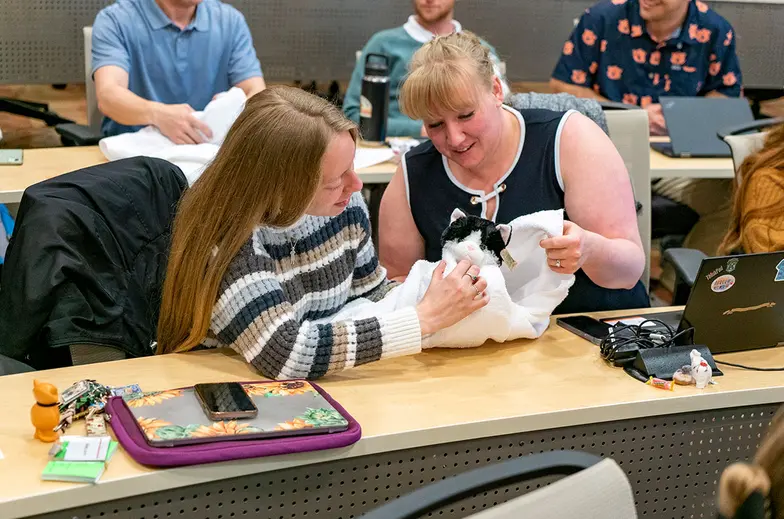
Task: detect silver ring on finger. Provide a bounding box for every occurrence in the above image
[555,259,561,269]
[472,284,481,294]
[464,273,478,283]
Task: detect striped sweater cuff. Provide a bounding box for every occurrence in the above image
[379,307,422,359]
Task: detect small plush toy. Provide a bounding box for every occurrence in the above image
[690,349,713,389]
[31,380,61,443]
[440,209,512,266]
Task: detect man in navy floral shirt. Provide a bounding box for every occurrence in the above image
[550,0,742,135]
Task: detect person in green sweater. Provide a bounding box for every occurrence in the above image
[343,0,506,137]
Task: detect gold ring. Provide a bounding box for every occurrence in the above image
[464,273,478,282]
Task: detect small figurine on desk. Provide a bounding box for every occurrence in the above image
[690,349,713,389]
[31,380,61,443]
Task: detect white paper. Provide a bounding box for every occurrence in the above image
[63,436,111,462]
[354,148,395,170]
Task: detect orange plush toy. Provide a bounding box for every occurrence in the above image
[31,380,60,443]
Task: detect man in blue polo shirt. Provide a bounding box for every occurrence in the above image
[550,0,742,135]
[92,0,265,141]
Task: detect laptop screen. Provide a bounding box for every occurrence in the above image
[682,252,784,354]
[660,97,754,157]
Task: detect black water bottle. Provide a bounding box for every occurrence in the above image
[359,53,390,144]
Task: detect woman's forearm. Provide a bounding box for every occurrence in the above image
[581,231,645,290]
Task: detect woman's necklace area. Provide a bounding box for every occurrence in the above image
[470,183,507,206]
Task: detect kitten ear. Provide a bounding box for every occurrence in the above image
[450,208,467,223]
[496,224,512,245]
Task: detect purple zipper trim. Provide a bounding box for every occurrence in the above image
[105,380,362,467]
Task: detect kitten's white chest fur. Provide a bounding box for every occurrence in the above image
[442,230,499,267]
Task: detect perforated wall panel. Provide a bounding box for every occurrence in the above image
[0,1,782,86]
[31,403,780,519]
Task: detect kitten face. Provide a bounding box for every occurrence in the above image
[441,209,511,266]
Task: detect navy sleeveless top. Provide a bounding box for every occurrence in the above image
[404,106,648,314]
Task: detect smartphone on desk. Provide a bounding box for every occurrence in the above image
[556,315,612,345]
[0,149,23,165]
[194,382,258,421]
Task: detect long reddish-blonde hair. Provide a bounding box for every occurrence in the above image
[156,86,357,354]
[718,405,784,518]
[719,124,784,255]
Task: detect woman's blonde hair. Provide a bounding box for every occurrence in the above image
[718,124,784,255]
[718,405,784,518]
[400,30,497,122]
[156,86,357,355]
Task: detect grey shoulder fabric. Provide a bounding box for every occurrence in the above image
[0,157,187,369]
[508,92,609,135]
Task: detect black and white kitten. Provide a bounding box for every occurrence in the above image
[440,209,512,267]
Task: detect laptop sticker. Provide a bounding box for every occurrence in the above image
[711,274,735,293]
[723,302,776,316]
[705,265,723,281]
[776,259,784,282]
[726,258,738,273]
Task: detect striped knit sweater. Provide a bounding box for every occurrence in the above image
[208,192,422,379]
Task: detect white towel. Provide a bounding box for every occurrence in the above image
[321,209,575,347]
[98,87,247,185]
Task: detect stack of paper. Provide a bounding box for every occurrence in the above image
[354,147,396,170]
[41,436,119,484]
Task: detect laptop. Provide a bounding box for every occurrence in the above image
[650,97,754,158]
[605,251,784,355]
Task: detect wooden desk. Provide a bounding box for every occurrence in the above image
[1,308,782,519]
[2,140,736,205]
[0,146,398,205]
[649,137,735,180]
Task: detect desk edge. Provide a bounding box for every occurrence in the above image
[4,385,783,517]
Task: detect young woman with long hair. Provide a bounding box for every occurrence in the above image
[718,405,783,519]
[719,124,784,255]
[156,86,489,379]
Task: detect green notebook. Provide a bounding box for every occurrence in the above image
[41,461,106,483]
[42,440,119,483]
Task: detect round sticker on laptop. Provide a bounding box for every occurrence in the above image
[711,274,736,293]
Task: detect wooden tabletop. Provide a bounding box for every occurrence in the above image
[0,146,398,205]
[1,307,782,517]
[1,138,736,205]
[649,137,735,180]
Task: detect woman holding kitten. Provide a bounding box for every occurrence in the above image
[156,87,488,380]
[379,31,648,313]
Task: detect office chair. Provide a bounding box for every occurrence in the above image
[360,451,637,519]
[604,107,652,290]
[507,95,652,290]
[0,157,187,370]
[0,28,100,144]
[663,117,784,304]
[54,26,103,146]
[0,97,74,127]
